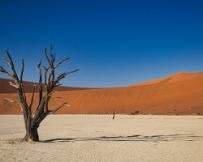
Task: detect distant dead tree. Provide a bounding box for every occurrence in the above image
[112,109,115,119]
[0,45,78,141]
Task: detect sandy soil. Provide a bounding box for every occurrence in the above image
[0,115,203,162]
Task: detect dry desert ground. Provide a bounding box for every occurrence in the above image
[0,115,203,162]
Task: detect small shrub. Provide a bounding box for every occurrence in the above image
[189,106,196,110]
[130,110,141,115]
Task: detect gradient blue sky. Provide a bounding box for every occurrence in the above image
[0,0,203,88]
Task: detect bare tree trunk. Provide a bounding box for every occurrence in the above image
[0,45,78,142]
[23,125,39,141]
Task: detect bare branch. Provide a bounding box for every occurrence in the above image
[44,48,51,66]
[43,66,49,71]
[55,83,63,88]
[50,53,55,63]
[43,66,49,85]
[2,56,10,65]
[50,44,52,56]
[0,66,14,79]
[35,112,48,126]
[49,102,70,114]
[29,84,36,109]
[65,69,79,75]
[54,57,70,69]
[20,59,24,83]
[43,91,54,112]
[50,72,65,90]
[6,51,19,81]
[49,45,55,63]
[51,69,55,83]
[4,98,20,103]
[37,61,42,69]
[47,91,53,97]
[19,59,26,100]
[50,69,78,90]
[53,53,56,63]
[9,81,19,88]
[48,68,54,85]
[32,98,46,127]
[56,83,63,86]
[37,61,43,105]
[57,69,79,82]
[50,96,62,99]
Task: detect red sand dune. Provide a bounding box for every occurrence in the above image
[131,71,203,86]
[0,71,203,115]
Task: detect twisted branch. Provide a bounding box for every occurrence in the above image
[0,66,14,79]
[29,84,36,109]
[9,81,19,89]
[37,62,42,105]
[20,59,24,83]
[4,98,20,103]
[54,57,70,69]
[6,51,19,81]
[49,102,71,114]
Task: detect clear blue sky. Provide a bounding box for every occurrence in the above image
[0,0,203,88]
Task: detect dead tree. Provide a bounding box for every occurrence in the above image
[112,109,115,119]
[0,45,78,141]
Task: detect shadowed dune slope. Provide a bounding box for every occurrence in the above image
[0,72,203,115]
[0,78,93,93]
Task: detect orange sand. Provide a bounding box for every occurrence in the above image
[0,72,203,115]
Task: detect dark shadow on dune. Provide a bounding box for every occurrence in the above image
[42,133,203,143]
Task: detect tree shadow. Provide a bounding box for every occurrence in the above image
[42,133,203,143]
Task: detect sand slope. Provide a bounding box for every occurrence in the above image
[0,72,203,115]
